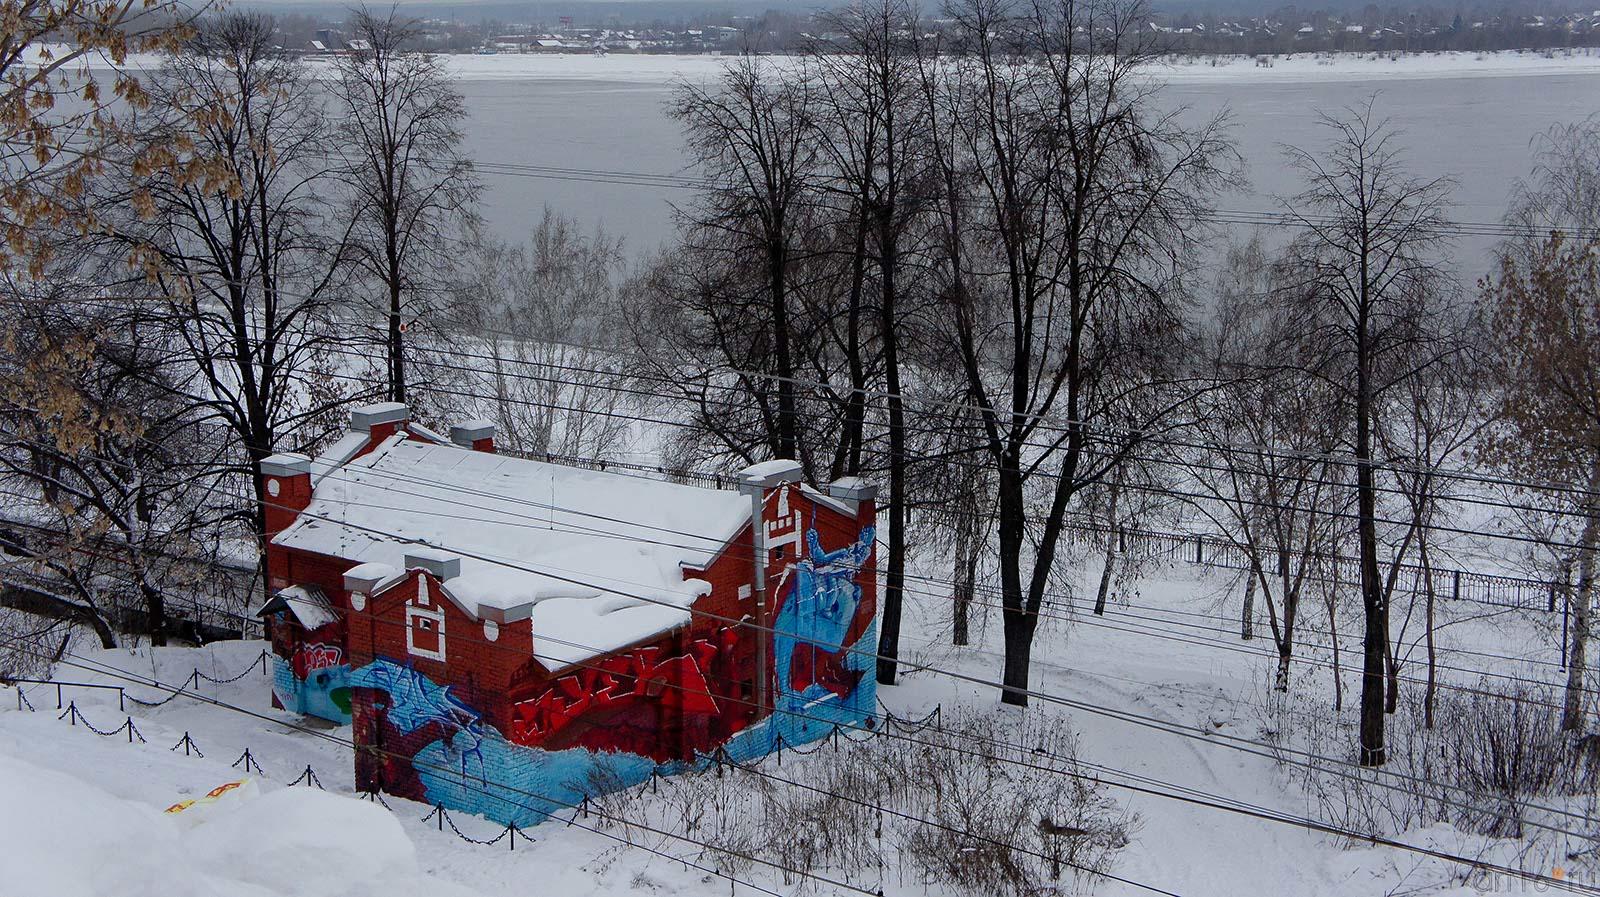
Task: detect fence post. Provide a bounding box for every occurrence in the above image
[1452,570,1461,602]
[1195,536,1204,564]
[56,683,62,710]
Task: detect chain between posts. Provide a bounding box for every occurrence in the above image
[193,651,271,685]
[36,697,538,852]
[56,701,146,742]
[288,764,323,789]
[231,748,264,775]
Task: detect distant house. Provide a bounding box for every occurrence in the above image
[257,403,878,826]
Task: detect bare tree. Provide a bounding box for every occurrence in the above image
[1504,115,1600,264]
[806,0,935,685]
[332,6,479,405]
[108,12,367,547]
[666,57,819,466]
[453,212,633,459]
[1381,323,1488,728]
[922,0,1236,705]
[1192,256,1349,692]
[0,284,232,646]
[1271,100,1454,765]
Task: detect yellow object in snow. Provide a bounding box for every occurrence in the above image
[164,778,250,814]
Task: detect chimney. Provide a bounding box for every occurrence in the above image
[350,402,410,453]
[404,549,461,582]
[449,419,496,454]
[261,452,312,589]
[736,459,803,718]
[825,476,879,531]
[261,453,313,538]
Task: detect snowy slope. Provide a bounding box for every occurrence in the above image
[0,563,1577,897]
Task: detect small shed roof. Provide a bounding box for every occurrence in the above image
[257,584,339,630]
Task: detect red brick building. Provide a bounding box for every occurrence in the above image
[257,402,878,825]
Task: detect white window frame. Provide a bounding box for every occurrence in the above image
[406,605,446,661]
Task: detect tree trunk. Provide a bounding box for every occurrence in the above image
[1094,481,1121,616]
[388,279,406,403]
[769,236,797,462]
[1561,458,1600,732]
[1241,564,1258,640]
[875,224,905,687]
[1421,532,1437,729]
[1383,631,1398,714]
[1356,334,1388,766]
[140,580,168,648]
[997,465,1031,706]
[1329,591,1343,713]
[0,584,118,649]
[953,496,978,647]
[1000,604,1036,706]
[1094,545,1117,617]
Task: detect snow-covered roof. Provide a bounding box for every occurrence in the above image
[309,431,369,484]
[272,434,753,672]
[257,585,339,630]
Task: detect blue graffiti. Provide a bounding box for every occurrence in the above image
[714,522,880,762]
[722,625,878,764]
[271,655,352,725]
[350,659,487,780]
[774,524,874,707]
[416,738,658,827]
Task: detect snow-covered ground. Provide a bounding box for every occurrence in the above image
[2,556,1577,897]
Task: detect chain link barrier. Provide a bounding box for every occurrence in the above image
[288,765,324,789]
[193,651,270,685]
[56,701,147,742]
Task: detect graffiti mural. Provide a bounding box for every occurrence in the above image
[351,657,659,826]
[350,659,487,782]
[270,624,351,724]
[507,636,725,752]
[725,522,877,762]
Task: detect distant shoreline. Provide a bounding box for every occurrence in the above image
[427,46,1600,84]
[76,45,1600,84]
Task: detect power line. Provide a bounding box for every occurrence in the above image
[38,646,1185,897]
[28,629,1600,895]
[25,290,1600,508]
[9,422,1587,815]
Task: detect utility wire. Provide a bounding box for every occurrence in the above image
[6,424,1590,811]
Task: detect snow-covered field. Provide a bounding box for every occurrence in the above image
[2,558,1578,897]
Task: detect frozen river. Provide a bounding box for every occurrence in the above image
[450,50,1600,281]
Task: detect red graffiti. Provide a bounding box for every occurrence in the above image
[508,637,722,746]
[291,642,344,679]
